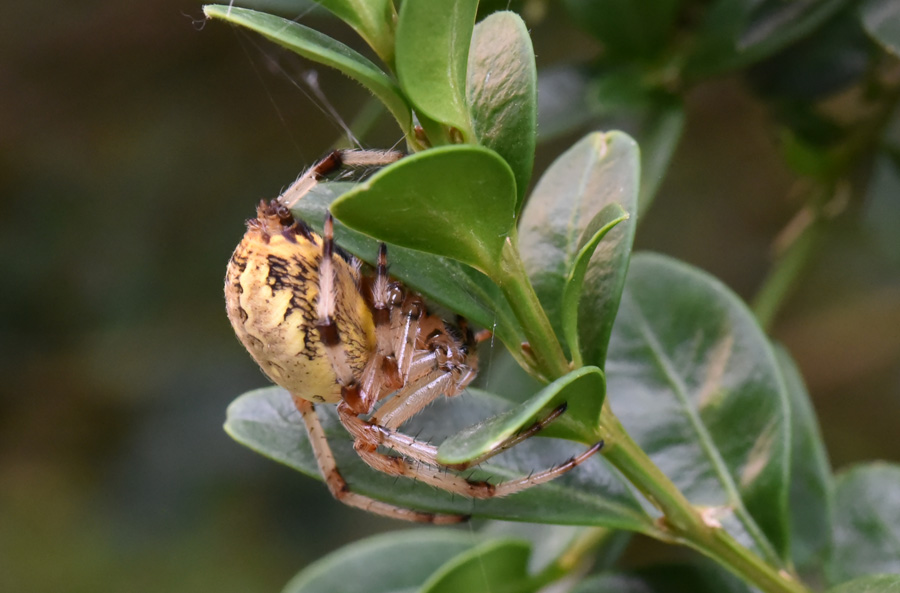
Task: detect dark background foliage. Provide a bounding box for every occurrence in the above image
[2,1,898,591]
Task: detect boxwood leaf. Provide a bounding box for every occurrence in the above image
[281,529,479,593]
[202,5,412,135]
[421,539,536,593]
[572,563,752,593]
[331,145,517,278]
[561,204,629,366]
[396,0,477,141]
[467,11,536,209]
[861,0,900,57]
[519,132,638,368]
[311,0,396,64]
[829,463,900,584]
[605,253,791,564]
[224,385,652,530]
[480,522,631,575]
[291,182,527,358]
[775,345,833,581]
[437,367,606,466]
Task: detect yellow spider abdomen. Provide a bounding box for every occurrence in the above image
[225,202,375,403]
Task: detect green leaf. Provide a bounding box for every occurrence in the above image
[480,523,631,575]
[421,539,536,593]
[202,5,412,136]
[281,529,479,593]
[225,386,652,529]
[774,345,833,582]
[312,0,396,64]
[572,563,752,593]
[828,574,900,593]
[685,0,849,78]
[467,11,537,209]
[606,253,791,564]
[438,367,606,466]
[331,145,517,277]
[293,182,527,359]
[562,0,680,59]
[861,0,900,57]
[519,132,639,369]
[829,463,900,584]
[396,0,477,142]
[561,204,629,366]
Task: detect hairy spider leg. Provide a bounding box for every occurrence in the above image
[339,400,604,498]
[326,244,605,499]
[292,395,467,524]
[277,149,403,210]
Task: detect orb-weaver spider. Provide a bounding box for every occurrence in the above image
[224,149,602,523]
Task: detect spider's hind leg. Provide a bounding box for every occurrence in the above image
[292,394,467,524]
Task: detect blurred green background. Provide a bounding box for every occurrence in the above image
[2,2,898,591]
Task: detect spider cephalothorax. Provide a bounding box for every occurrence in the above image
[225,149,601,523]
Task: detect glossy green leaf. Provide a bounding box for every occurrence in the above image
[202,6,412,135]
[225,386,652,529]
[861,0,900,57]
[481,522,630,575]
[421,539,535,593]
[312,0,396,64]
[331,145,517,277]
[605,253,791,564]
[562,0,680,59]
[775,345,833,582]
[519,132,638,368]
[561,204,629,366]
[438,367,605,465]
[829,463,900,584]
[281,529,479,593]
[396,0,477,141]
[467,11,536,209]
[572,563,752,593]
[685,0,849,78]
[828,575,900,593]
[292,182,527,357]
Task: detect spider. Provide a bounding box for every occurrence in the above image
[224,149,602,523]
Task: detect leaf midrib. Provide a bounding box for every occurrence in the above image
[623,292,780,562]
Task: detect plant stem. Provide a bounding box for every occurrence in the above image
[598,404,705,537]
[498,226,810,593]
[599,404,810,593]
[497,232,571,380]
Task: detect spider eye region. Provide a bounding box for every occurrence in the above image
[225,209,376,403]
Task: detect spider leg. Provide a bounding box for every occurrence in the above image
[441,404,570,471]
[316,212,383,415]
[277,149,403,210]
[339,399,605,499]
[292,395,467,524]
